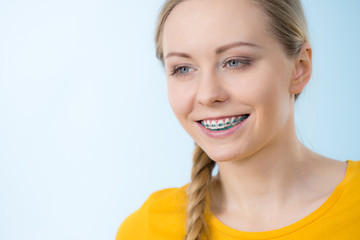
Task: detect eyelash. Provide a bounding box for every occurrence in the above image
[169,65,193,77]
[222,58,251,71]
[169,58,251,77]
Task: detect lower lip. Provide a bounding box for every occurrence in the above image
[197,115,250,138]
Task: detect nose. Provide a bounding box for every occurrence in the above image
[196,70,229,106]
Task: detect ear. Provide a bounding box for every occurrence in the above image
[289,42,312,95]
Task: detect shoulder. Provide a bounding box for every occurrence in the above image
[335,160,360,206]
[116,184,188,240]
[146,184,188,208]
[328,160,360,224]
[346,160,360,185]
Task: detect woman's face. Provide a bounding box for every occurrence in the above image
[162,0,297,162]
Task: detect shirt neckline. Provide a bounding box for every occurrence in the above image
[206,160,355,239]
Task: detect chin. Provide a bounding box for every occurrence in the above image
[199,137,265,163]
[202,145,247,163]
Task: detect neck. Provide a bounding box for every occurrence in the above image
[211,116,317,216]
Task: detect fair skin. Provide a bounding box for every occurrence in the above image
[162,0,347,232]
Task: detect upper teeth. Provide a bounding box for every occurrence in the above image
[201,115,248,130]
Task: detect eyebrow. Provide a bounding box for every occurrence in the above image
[165,52,191,59]
[215,41,261,54]
[165,41,261,59]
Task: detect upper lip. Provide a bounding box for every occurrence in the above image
[197,114,249,122]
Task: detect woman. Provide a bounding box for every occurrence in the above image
[117,0,360,239]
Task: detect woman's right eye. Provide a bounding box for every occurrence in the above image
[169,66,194,77]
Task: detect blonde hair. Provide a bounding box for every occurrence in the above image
[155,0,309,239]
[186,145,215,240]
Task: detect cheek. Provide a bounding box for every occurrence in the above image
[229,71,281,109]
[248,63,290,103]
[167,81,194,122]
[234,64,291,123]
[252,66,292,127]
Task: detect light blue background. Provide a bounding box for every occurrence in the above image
[0,0,359,239]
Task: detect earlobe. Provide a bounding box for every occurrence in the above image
[290,42,312,95]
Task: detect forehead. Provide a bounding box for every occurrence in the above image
[162,0,272,57]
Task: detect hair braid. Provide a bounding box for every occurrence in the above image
[185,145,215,240]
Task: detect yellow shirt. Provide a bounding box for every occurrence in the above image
[116,160,360,239]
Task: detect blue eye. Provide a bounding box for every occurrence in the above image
[223,58,251,71]
[228,60,240,67]
[179,66,191,74]
[170,65,194,77]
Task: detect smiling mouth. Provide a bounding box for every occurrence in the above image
[199,114,250,131]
